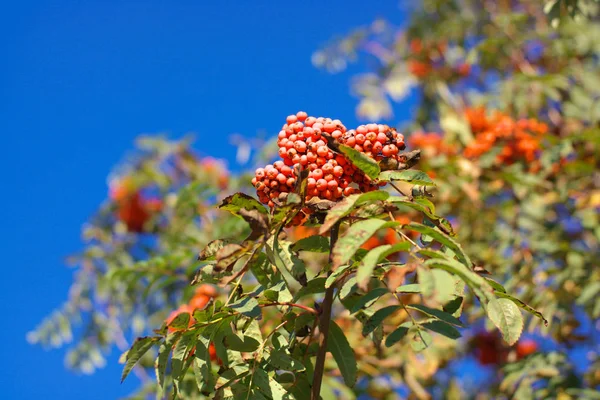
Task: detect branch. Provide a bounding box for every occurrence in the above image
[310,221,341,400]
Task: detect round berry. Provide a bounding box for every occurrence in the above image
[382,145,393,157]
[376,132,388,144]
[316,179,328,191]
[294,141,307,153]
[311,169,323,180]
[317,146,329,157]
[333,165,344,177]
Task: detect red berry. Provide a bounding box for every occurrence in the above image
[373,141,383,154]
[333,166,344,177]
[376,132,388,144]
[382,145,393,157]
[296,111,308,121]
[317,146,329,157]
[316,179,328,191]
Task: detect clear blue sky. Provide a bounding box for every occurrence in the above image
[0,1,410,399]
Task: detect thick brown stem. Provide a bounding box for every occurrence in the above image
[310,222,340,400]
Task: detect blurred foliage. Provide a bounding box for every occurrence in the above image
[311,0,600,398]
[29,0,600,399]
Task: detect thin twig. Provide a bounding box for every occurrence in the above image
[310,221,341,400]
[259,302,318,315]
[388,211,420,248]
[389,182,408,197]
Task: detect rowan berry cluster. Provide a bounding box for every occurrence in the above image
[109,177,163,233]
[407,39,470,79]
[408,132,457,156]
[252,112,408,223]
[164,286,220,361]
[463,107,548,164]
[166,285,218,336]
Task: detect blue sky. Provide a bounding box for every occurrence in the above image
[0,1,410,399]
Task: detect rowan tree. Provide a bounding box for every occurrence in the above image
[29,1,600,399]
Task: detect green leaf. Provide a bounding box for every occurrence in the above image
[224,333,260,352]
[396,284,421,293]
[328,320,357,387]
[387,197,453,235]
[268,350,305,372]
[495,292,548,327]
[350,287,389,313]
[417,267,459,305]
[264,281,293,304]
[356,242,412,289]
[319,191,390,234]
[253,369,294,400]
[485,278,507,293]
[422,320,461,339]
[407,304,464,327]
[443,296,464,317]
[362,305,400,336]
[121,336,158,383]
[332,219,400,269]
[230,296,261,318]
[338,143,381,180]
[198,239,231,261]
[339,276,357,299]
[487,298,524,345]
[291,235,330,253]
[219,192,268,215]
[293,277,326,301]
[167,312,191,330]
[409,327,432,352]
[272,239,307,285]
[385,322,412,347]
[325,264,354,288]
[422,258,494,303]
[171,331,196,382]
[406,223,471,266]
[193,336,215,393]
[155,333,179,389]
[378,170,435,186]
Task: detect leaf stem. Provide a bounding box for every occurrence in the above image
[310,221,341,400]
[259,302,318,315]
